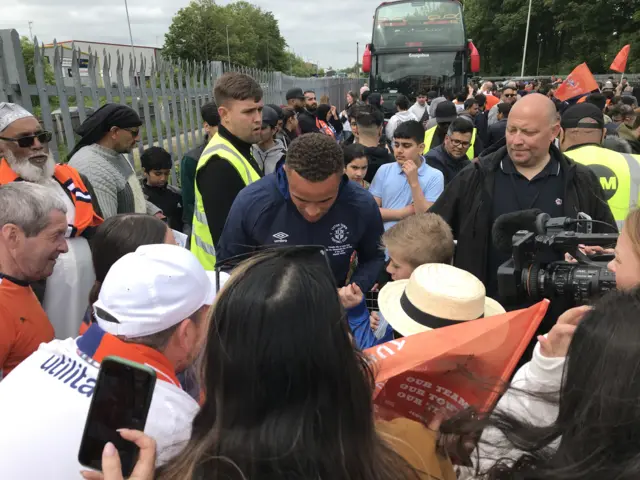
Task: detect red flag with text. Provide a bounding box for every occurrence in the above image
[554,63,599,102]
[366,300,549,424]
[610,45,631,73]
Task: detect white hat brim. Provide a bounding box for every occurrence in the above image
[378,280,507,338]
[204,271,230,306]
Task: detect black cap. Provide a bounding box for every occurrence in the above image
[261,106,279,128]
[435,101,457,124]
[286,88,305,101]
[427,90,438,99]
[266,104,283,119]
[561,103,605,129]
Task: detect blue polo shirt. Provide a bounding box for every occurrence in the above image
[369,158,444,230]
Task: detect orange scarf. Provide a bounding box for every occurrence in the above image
[0,158,102,237]
[77,323,181,388]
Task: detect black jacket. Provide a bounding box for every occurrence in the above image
[475,111,489,146]
[430,145,616,284]
[424,144,471,186]
[487,119,507,149]
[298,110,319,134]
[363,145,395,183]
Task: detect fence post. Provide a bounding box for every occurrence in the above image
[149,58,164,149]
[87,47,100,109]
[52,41,76,158]
[32,37,59,162]
[128,53,144,160]
[71,45,88,124]
[0,36,10,103]
[102,50,113,103]
[185,60,198,148]
[168,60,184,161]
[0,29,33,111]
[138,55,154,150]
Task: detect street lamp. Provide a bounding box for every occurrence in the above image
[226,25,231,65]
[520,0,533,77]
[124,0,136,62]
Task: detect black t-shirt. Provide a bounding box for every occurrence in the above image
[196,125,264,246]
[486,152,566,299]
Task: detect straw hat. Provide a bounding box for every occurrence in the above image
[378,264,506,338]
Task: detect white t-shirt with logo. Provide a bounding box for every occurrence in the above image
[0,337,198,479]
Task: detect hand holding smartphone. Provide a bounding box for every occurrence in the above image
[78,356,156,477]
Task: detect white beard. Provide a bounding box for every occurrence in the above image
[5,150,55,184]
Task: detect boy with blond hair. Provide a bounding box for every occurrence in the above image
[339,212,454,349]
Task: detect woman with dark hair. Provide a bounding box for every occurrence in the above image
[457,288,640,479]
[341,90,359,141]
[316,103,343,140]
[153,248,454,480]
[80,213,174,333]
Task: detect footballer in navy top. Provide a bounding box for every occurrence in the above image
[217,167,385,292]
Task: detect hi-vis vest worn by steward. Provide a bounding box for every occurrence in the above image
[0,158,102,237]
[191,132,261,270]
[423,126,477,159]
[565,144,640,229]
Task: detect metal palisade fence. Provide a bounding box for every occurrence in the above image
[0,29,363,185]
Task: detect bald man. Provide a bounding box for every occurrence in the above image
[430,93,615,302]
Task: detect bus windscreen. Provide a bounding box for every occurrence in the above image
[373,1,465,49]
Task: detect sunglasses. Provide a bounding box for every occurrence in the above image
[214,245,334,294]
[0,131,52,148]
[122,127,140,137]
[504,93,517,98]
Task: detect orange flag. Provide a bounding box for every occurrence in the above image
[610,45,631,73]
[365,300,549,424]
[554,63,599,101]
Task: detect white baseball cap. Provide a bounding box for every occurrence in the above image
[93,244,229,338]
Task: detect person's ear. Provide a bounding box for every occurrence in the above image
[418,142,425,152]
[601,128,607,143]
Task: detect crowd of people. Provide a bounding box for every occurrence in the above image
[1,67,640,479]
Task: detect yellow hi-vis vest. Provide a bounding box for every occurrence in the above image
[191,133,261,270]
[423,125,477,159]
[565,144,640,230]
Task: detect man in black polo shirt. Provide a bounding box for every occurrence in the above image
[430,93,615,303]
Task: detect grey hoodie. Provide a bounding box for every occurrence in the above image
[252,138,287,175]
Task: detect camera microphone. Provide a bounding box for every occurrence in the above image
[492,209,544,253]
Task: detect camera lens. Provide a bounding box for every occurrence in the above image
[529,262,616,304]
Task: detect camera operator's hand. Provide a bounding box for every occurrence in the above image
[538,305,591,358]
[565,245,615,263]
[338,283,364,310]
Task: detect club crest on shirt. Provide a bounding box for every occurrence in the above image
[330,223,349,244]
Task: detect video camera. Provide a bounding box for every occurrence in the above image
[493,209,618,306]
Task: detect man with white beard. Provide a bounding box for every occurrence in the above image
[0,103,102,339]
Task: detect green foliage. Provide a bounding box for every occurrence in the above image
[163,0,288,71]
[465,0,640,75]
[20,36,57,111]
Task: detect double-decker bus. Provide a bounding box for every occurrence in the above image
[362,0,480,117]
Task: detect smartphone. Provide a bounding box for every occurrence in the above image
[78,356,156,476]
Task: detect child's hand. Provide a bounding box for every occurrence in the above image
[402,160,419,187]
[370,311,380,331]
[338,283,364,310]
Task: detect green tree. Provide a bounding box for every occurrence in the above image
[20,36,56,110]
[465,0,640,75]
[163,0,288,71]
[20,36,55,86]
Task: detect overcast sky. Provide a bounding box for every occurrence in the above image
[2,0,382,69]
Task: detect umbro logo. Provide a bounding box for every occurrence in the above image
[273,232,289,243]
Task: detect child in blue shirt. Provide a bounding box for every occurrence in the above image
[369,120,444,231]
[339,212,455,350]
